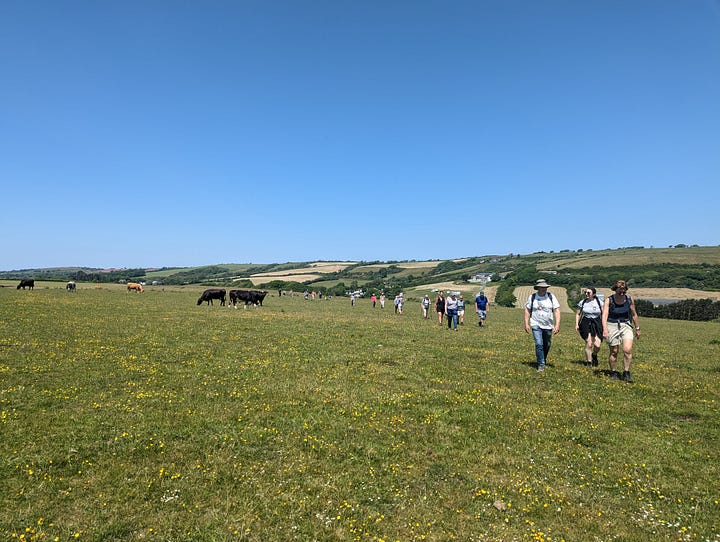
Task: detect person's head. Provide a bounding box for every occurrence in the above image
[459,295,463,300]
[534,279,550,292]
[584,287,597,298]
[611,280,628,294]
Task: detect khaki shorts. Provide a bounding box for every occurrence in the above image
[606,321,634,346]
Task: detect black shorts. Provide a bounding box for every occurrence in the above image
[579,317,602,341]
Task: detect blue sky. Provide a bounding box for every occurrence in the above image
[2,1,719,270]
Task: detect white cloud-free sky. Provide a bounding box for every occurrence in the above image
[2,1,719,269]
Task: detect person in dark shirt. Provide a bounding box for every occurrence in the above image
[601,280,640,382]
[475,292,489,327]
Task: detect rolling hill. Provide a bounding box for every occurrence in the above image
[2,246,719,307]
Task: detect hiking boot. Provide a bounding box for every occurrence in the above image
[537,365,545,373]
[591,353,599,366]
[622,371,634,383]
[610,370,621,380]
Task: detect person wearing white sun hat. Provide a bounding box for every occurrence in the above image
[524,279,561,372]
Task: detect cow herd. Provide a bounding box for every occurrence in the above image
[12,279,268,309]
[197,288,268,308]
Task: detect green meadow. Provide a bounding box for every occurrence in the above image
[1,286,719,541]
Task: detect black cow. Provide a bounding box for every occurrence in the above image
[17,279,34,290]
[197,288,226,306]
[229,289,268,308]
[66,281,76,292]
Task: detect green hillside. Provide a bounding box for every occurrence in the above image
[2,246,719,298]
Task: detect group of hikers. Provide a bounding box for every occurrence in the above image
[366,278,640,383]
[524,278,640,382]
[423,291,490,330]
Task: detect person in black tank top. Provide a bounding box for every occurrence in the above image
[601,280,640,382]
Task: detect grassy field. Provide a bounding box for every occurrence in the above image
[1,286,719,541]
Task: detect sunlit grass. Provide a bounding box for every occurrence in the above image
[1,287,719,541]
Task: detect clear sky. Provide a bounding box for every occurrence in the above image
[2,1,719,270]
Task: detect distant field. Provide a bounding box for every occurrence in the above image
[628,287,720,301]
[143,264,254,280]
[513,286,571,312]
[1,287,718,540]
[246,262,355,284]
[353,261,439,271]
[249,274,323,285]
[251,262,354,277]
[537,246,720,269]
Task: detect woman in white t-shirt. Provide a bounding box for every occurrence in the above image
[575,287,603,367]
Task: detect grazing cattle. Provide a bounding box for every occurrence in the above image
[66,281,76,292]
[229,289,268,308]
[17,279,34,290]
[197,288,226,306]
[127,282,144,293]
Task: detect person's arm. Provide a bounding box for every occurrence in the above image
[601,298,610,339]
[630,298,640,338]
[524,306,531,333]
[575,308,582,330]
[553,307,561,334]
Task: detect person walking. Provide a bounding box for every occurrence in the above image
[602,280,640,382]
[394,293,404,314]
[421,295,431,318]
[524,279,561,372]
[371,294,377,308]
[435,291,446,325]
[575,287,603,367]
[457,295,466,325]
[445,292,459,330]
[475,291,489,327]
